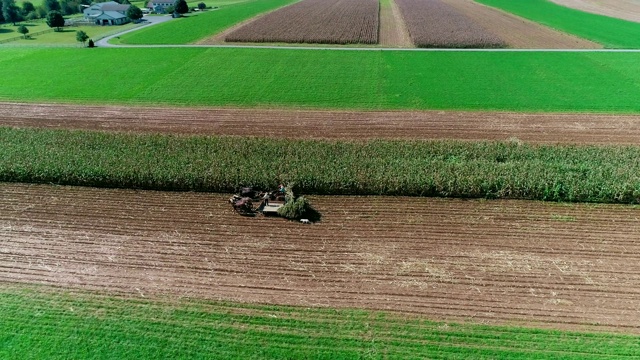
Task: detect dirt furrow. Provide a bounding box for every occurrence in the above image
[2,183,640,332]
[5,102,640,144]
[549,0,640,23]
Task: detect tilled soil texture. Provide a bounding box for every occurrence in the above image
[5,102,640,144]
[442,0,601,49]
[550,0,640,23]
[3,183,640,333]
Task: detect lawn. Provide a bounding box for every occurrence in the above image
[1,285,638,359]
[1,47,640,112]
[475,0,640,48]
[5,23,138,45]
[5,127,640,203]
[114,0,297,45]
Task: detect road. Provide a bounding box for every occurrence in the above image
[95,15,173,48]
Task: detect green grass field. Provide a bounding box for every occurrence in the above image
[114,0,296,45]
[2,47,640,112]
[4,127,640,203]
[1,285,638,359]
[476,0,640,48]
[3,23,138,45]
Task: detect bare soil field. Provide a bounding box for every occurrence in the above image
[2,182,640,333]
[4,103,640,144]
[442,0,601,49]
[550,0,640,23]
[379,0,413,47]
[224,0,379,44]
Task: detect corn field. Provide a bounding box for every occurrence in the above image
[4,128,640,204]
[225,0,379,44]
[396,0,506,48]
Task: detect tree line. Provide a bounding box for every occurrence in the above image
[1,0,91,25]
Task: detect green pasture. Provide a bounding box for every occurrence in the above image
[113,0,296,45]
[5,127,640,203]
[3,23,138,45]
[1,47,640,112]
[476,0,640,48]
[1,285,638,359]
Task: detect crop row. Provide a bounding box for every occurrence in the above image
[4,127,640,203]
[396,0,505,48]
[225,0,379,44]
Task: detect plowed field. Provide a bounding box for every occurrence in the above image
[4,102,640,144]
[2,183,640,333]
[550,0,640,23]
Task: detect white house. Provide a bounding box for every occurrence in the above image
[147,0,174,13]
[84,1,131,25]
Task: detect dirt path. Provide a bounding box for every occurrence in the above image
[2,182,640,333]
[549,0,640,23]
[379,0,413,47]
[5,102,640,144]
[442,0,601,49]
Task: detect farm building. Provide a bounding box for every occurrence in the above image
[146,0,174,13]
[83,1,131,25]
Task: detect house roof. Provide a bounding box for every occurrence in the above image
[147,0,174,6]
[92,1,130,11]
[90,10,128,19]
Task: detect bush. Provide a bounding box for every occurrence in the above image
[276,185,316,220]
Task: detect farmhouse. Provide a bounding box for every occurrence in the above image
[83,1,131,25]
[147,0,174,13]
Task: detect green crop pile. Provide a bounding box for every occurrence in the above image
[3,127,640,203]
[476,0,640,48]
[1,285,639,359]
[3,48,640,112]
[116,0,296,45]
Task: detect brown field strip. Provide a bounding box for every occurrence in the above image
[5,103,640,144]
[396,0,505,48]
[379,0,413,47]
[2,183,640,332]
[550,0,640,23]
[224,0,379,44]
[442,0,601,49]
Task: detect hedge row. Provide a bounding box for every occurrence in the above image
[2,127,640,203]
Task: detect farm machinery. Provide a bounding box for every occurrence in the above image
[229,185,317,222]
[229,186,288,217]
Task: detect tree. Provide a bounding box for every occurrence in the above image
[3,0,22,25]
[21,1,35,15]
[126,4,142,21]
[197,2,204,10]
[173,0,187,14]
[46,10,64,31]
[44,0,59,12]
[17,24,28,38]
[164,4,173,13]
[76,29,88,46]
[87,38,94,47]
[59,0,80,15]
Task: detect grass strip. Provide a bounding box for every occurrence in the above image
[3,127,640,203]
[116,0,297,45]
[3,48,640,112]
[475,0,640,48]
[0,284,639,359]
